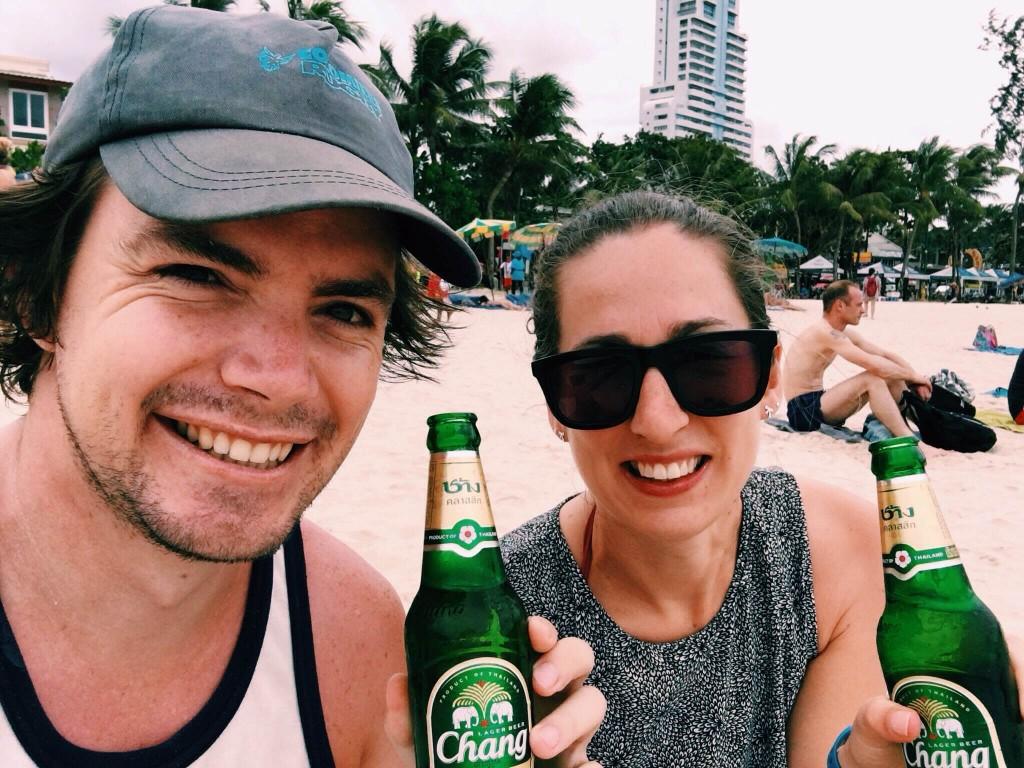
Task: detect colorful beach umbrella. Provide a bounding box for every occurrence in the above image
[754,237,808,258]
[510,222,561,247]
[456,218,516,242]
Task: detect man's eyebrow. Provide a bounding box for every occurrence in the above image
[130,221,265,278]
[313,277,395,307]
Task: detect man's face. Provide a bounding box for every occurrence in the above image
[840,287,866,324]
[39,184,398,561]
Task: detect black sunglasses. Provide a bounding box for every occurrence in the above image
[531,329,778,430]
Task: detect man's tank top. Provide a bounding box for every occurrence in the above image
[0,529,334,767]
[502,469,819,767]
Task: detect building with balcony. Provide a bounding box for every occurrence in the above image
[639,0,754,159]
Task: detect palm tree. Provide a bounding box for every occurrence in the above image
[764,134,839,247]
[940,144,1012,269]
[895,137,956,287]
[483,70,582,219]
[107,0,241,36]
[286,1,365,49]
[364,15,493,174]
[828,149,902,277]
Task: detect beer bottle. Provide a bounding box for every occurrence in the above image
[871,436,1023,767]
[406,412,534,768]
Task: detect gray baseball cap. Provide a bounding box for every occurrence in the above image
[44,5,481,287]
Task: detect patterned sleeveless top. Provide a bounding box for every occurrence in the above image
[501,469,818,767]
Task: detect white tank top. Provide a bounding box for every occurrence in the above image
[0,530,334,766]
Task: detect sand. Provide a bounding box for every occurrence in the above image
[3,299,1021,634]
[311,298,1024,636]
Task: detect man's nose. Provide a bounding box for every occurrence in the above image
[219,315,318,405]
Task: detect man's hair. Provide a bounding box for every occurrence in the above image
[0,157,452,401]
[868,267,876,275]
[531,191,770,360]
[822,280,858,312]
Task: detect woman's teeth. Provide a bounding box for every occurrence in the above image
[175,420,293,469]
[632,457,703,480]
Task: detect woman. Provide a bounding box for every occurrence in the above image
[1010,348,1024,425]
[501,192,949,767]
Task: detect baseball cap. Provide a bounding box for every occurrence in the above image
[43,5,481,287]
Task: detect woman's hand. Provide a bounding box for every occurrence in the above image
[384,616,606,768]
[835,696,918,768]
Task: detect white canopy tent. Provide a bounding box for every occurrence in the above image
[799,255,836,271]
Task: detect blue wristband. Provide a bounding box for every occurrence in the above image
[827,725,853,768]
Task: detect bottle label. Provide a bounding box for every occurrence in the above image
[426,657,533,767]
[877,475,960,580]
[893,676,1006,768]
[426,453,499,558]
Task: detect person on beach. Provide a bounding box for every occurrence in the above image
[782,280,931,438]
[500,191,1024,767]
[862,267,880,318]
[0,8,604,767]
[1010,349,1024,425]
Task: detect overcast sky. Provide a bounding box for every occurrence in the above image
[1,0,1018,202]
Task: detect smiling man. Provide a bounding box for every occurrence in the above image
[0,7,602,767]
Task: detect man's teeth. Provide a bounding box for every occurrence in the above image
[175,420,293,468]
[632,457,703,480]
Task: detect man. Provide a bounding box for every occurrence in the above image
[0,8,602,767]
[783,280,932,438]
[862,267,880,318]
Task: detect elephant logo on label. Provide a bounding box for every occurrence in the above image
[935,716,964,739]
[451,705,479,730]
[489,700,514,723]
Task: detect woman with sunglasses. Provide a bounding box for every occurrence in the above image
[501,192,940,767]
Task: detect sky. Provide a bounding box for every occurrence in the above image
[0,0,1019,202]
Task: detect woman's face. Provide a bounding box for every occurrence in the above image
[552,222,779,539]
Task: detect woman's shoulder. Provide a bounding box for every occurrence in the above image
[501,500,581,617]
[501,501,570,564]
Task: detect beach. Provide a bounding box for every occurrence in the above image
[306,297,1023,634]
[3,299,1021,633]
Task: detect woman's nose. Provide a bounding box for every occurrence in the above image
[629,366,690,439]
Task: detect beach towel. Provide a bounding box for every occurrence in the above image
[974,409,1024,434]
[971,324,1022,354]
[766,417,865,444]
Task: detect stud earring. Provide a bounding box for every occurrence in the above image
[763,405,773,419]
[556,430,568,442]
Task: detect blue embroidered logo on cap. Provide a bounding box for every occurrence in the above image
[258,46,382,120]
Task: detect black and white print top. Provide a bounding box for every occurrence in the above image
[501,468,819,767]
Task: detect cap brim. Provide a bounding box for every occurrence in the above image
[100,129,481,287]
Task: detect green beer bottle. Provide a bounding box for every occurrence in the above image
[406,412,534,768]
[871,436,1023,767]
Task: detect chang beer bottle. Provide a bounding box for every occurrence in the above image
[406,412,533,768]
[871,436,1023,768]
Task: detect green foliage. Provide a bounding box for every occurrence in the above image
[286,1,366,49]
[10,141,44,174]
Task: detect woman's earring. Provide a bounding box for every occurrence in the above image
[556,430,568,442]
[763,405,773,420]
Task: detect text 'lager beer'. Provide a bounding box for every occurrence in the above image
[406,413,534,768]
[871,436,1023,767]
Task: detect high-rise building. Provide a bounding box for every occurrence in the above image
[639,0,754,158]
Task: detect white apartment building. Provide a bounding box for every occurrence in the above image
[638,0,754,158]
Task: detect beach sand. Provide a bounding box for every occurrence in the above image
[312,298,1024,636]
[3,299,1021,634]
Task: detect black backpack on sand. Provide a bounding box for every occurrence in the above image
[902,390,996,453]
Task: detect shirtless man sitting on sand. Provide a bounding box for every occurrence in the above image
[782,280,932,437]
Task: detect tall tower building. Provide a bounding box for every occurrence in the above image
[639,0,754,159]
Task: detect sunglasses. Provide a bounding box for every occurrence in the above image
[531,329,778,430]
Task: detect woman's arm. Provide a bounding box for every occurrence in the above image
[786,477,904,768]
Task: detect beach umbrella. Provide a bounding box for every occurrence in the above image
[456,218,516,242]
[754,237,808,259]
[510,222,561,247]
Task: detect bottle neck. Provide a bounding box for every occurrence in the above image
[419,450,506,590]
[875,472,973,599]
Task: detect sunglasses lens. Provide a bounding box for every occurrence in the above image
[666,339,764,415]
[546,354,636,428]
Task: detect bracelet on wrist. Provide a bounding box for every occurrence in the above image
[826,725,853,768]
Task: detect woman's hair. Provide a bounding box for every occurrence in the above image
[530,191,771,360]
[0,157,454,400]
